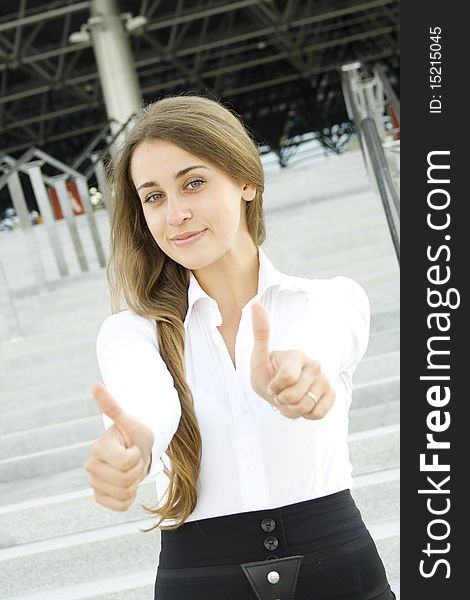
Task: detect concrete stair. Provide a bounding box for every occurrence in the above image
[0,468,399,599]
[0,414,399,483]
[0,149,399,599]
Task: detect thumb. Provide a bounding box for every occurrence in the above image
[251,303,271,367]
[92,382,132,448]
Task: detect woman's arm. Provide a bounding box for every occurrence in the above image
[96,311,182,478]
[85,383,155,511]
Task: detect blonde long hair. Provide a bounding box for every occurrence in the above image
[108,95,266,530]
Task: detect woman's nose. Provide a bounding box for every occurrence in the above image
[166,196,192,226]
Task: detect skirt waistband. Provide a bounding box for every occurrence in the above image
[158,489,367,569]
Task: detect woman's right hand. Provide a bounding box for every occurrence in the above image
[84,383,155,512]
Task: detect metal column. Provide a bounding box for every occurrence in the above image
[5,167,47,287]
[26,163,69,277]
[74,175,107,267]
[374,64,400,121]
[89,0,142,146]
[33,148,107,269]
[50,175,89,272]
[91,153,111,212]
[360,118,400,264]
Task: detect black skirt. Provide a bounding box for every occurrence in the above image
[154,489,396,600]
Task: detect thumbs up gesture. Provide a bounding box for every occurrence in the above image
[84,383,155,511]
[250,303,336,420]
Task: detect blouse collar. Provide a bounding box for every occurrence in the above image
[184,247,289,328]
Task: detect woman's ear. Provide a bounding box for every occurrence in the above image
[242,183,257,202]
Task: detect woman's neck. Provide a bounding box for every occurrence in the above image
[193,242,259,313]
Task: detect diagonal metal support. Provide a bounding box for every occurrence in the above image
[26,161,69,278]
[1,155,48,289]
[0,2,91,33]
[247,2,310,78]
[47,175,89,273]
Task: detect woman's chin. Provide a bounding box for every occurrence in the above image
[181,259,214,271]
[167,250,213,272]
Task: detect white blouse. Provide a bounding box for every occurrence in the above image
[97,247,370,527]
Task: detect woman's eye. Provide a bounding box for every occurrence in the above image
[186,179,204,190]
[144,192,164,204]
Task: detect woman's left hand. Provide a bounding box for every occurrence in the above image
[250,303,336,420]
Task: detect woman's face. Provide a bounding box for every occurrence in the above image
[130,139,256,270]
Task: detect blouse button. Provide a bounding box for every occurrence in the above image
[263,536,279,551]
[261,517,276,532]
[267,571,280,584]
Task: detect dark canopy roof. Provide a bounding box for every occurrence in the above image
[0,0,399,165]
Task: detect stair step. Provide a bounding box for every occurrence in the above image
[0,319,398,379]
[5,531,399,600]
[0,354,99,390]
[0,384,399,457]
[0,466,89,508]
[3,530,399,600]
[0,396,99,436]
[0,423,399,483]
[349,425,399,476]
[0,416,103,460]
[0,386,399,444]
[0,440,92,483]
[0,514,159,598]
[0,375,100,413]
[0,309,398,409]
[370,307,399,332]
[349,400,400,433]
[374,530,400,598]
[365,327,399,357]
[0,466,399,548]
[354,350,399,385]
[0,501,399,600]
[0,514,399,599]
[353,376,399,408]
[4,569,156,600]
[0,396,399,503]
[351,468,399,525]
[0,396,398,506]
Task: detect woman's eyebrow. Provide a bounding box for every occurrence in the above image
[136,165,209,192]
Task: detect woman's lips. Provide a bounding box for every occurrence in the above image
[171,229,207,247]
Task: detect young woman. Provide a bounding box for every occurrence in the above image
[85,95,396,600]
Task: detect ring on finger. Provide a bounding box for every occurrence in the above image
[307,391,319,408]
